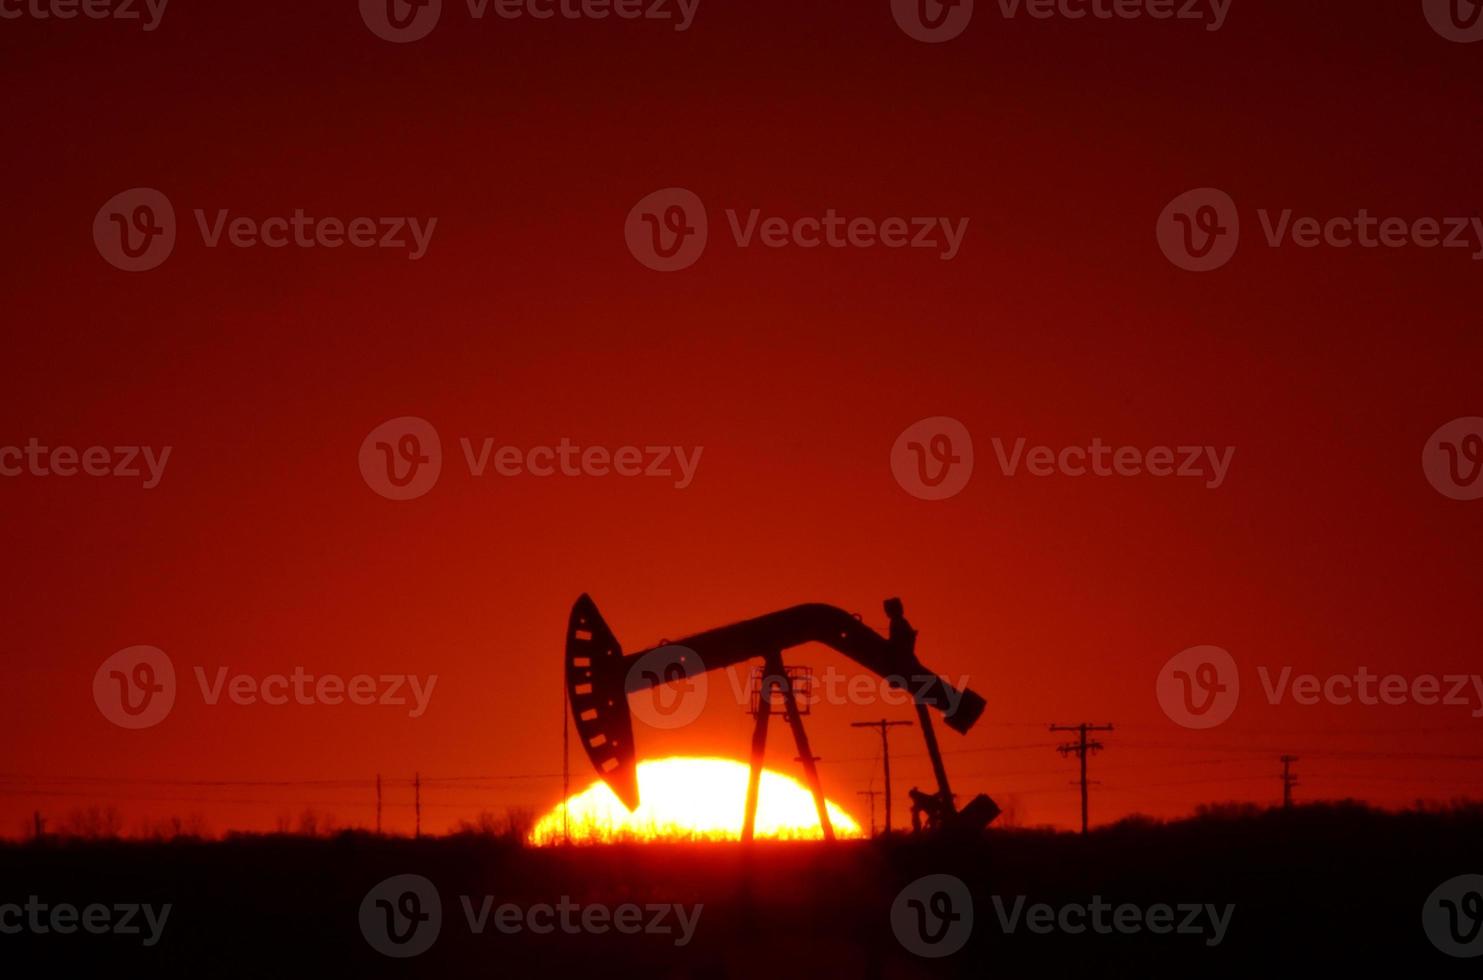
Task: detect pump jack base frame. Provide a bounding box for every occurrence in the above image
[743,651,835,842]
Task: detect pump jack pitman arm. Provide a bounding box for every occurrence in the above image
[565,593,987,811]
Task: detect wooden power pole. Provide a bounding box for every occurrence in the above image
[1051,723,1114,835]
[1280,755,1298,810]
[856,789,880,837]
[851,719,912,834]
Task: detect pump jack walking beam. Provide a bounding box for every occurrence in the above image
[564,594,995,831]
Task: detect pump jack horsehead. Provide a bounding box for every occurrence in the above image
[564,594,1001,840]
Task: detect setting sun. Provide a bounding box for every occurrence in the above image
[530,757,863,844]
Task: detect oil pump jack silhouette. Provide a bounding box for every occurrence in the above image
[565,594,1001,839]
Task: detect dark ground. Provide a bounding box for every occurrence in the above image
[3,802,1481,977]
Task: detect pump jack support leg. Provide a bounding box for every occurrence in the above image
[915,701,955,815]
[742,681,773,843]
[768,652,835,841]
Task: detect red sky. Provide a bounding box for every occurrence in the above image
[2,0,1481,837]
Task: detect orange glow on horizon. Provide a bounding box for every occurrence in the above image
[530,757,864,844]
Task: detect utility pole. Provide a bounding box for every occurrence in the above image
[852,719,912,834]
[857,789,880,837]
[1280,755,1298,810]
[376,774,382,835]
[562,671,571,845]
[1050,723,1113,836]
[32,810,44,841]
[414,772,421,840]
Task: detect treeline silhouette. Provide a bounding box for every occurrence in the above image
[4,800,1482,977]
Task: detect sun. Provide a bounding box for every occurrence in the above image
[530,757,864,844]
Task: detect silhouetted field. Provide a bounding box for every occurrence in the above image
[3,802,1481,977]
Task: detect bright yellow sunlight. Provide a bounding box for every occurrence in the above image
[530,757,863,844]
